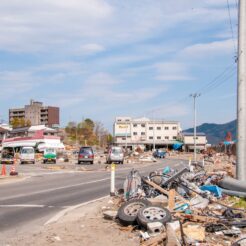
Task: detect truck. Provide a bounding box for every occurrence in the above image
[43,148,57,164]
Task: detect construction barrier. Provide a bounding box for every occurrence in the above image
[1,164,6,176]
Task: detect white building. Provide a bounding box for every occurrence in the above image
[181,132,208,152]
[113,117,182,150]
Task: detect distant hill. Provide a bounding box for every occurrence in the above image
[184,120,236,145]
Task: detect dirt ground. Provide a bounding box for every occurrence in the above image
[4,198,139,246]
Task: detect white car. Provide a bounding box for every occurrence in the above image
[106,146,124,164]
[20,147,35,164]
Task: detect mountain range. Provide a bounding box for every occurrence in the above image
[184,119,236,145]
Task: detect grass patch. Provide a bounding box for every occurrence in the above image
[228,196,246,209]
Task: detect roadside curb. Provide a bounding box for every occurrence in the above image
[44,195,109,226]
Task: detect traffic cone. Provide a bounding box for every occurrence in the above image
[9,164,18,176]
[1,164,6,176]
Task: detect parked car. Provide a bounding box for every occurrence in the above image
[78,146,94,164]
[43,148,57,164]
[20,147,35,164]
[106,146,124,164]
[153,149,166,159]
[1,147,15,164]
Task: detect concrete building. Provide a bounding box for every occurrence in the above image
[9,100,59,127]
[113,117,182,150]
[181,132,208,152]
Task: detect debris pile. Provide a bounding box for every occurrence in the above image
[103,162,246,245]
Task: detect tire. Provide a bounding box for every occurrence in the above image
[78,161,81,164]
[137,206,172,229]
[32,161,35,164]
[43,160,46,164]
[91,161,93,165]
[117,199,151,226]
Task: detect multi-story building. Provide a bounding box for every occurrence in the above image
[113,117,182,150]
[180,132,208,152]
[9,100,59,127]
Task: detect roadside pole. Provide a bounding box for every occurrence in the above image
[190,93,200,163]
[110,163,116,196]
[237,0,246,181]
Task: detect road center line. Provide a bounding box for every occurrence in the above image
[0,178,110,202]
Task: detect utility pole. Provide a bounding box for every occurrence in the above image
[237,0,246,181]
[190,93,200,163]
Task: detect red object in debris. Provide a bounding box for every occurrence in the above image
[79,154,84,158]
[225,132,232,142]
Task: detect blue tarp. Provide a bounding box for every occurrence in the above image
[200,185,222,198]
[173,142,183,150]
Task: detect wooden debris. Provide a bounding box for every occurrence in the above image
[140,232,167,246]
[175,214,219,223]
[168,189,176,211]
[143,179,169,196]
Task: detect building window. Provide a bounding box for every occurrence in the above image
[172,126,177,130]
[141,124,145,127]
[118,119,122,122]
[122,137,126,140]
[173,136,177,140]
[126,119,130,122]
[157,136,161,140]
[133,132,137,135]
[149,127,153,130]
[133,124,137,127]
[164,127,169,130]
[165,136,169,139]
[149,136,153,139]
[141,132,145,135]
[157,127,161,130]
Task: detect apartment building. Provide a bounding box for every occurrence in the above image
[9,100,59,127]
[113,117,182,150]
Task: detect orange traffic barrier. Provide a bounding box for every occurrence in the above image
[1,164,6,176]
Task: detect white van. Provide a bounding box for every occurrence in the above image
[20,147,35,164]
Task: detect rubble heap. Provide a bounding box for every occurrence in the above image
[103,159,246,246]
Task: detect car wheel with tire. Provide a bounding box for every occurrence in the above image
[137,205,172,229]
[117,199,151,226]
[91,161,93,164]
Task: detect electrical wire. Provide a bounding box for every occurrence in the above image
[226,0,237,55]
[200,67,237,95]
[195,64,236,94]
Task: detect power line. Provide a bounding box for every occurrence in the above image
[226,0,237,55]
[201,69,237,95]
[195,64,236,94]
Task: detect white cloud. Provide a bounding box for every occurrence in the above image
[0,71,38,98]
[154,62,194,81]
[43,72,166,108]
[78,43,105,54]
[180,39,235,58]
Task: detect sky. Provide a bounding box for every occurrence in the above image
[0,0,238,131]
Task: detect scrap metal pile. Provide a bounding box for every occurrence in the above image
[103,162,246,245]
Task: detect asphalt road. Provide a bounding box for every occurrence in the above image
[0,158,186,240]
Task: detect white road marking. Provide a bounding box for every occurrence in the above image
[0,178,110,201]
[0,204,46,208]
[44,195,109,225]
